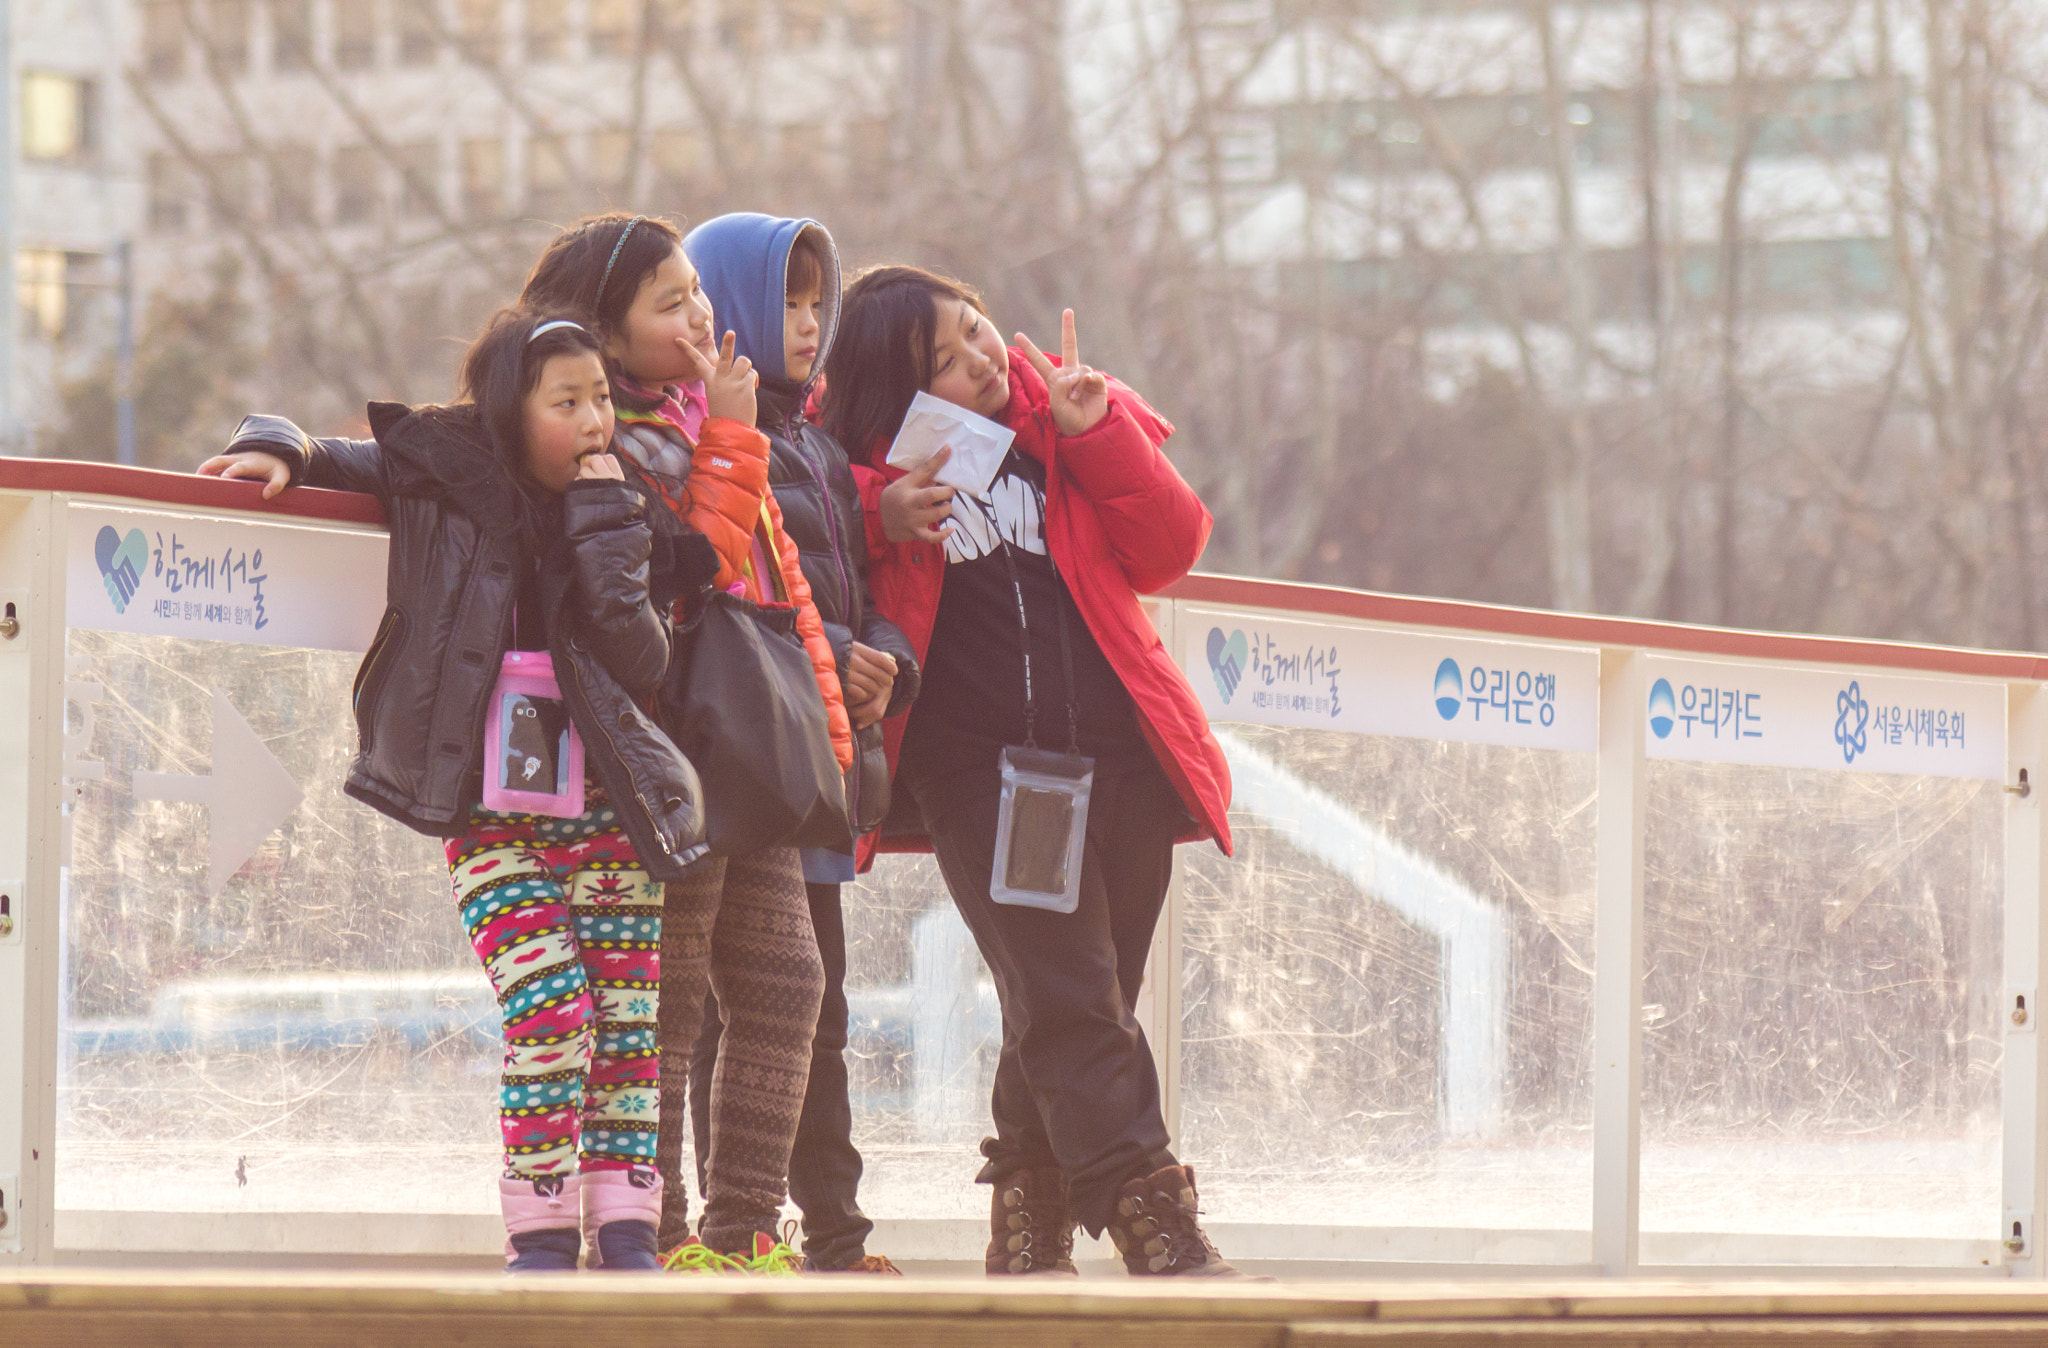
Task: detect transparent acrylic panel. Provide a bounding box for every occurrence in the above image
[838,853,1000,1221]
[1639,762,2002,1263]
[60,630,497,1216]
[1179,724,1596,1251]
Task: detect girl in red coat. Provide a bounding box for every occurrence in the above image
[822,266,1240,1278]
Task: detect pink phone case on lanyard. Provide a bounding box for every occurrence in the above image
[482,650,586,817]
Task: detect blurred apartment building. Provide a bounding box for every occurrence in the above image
[11,0,138,444]
[1079,0,1906,396]
[11,0,1917,449]
[11,0,913,445]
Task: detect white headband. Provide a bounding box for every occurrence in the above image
[527,319,588,343]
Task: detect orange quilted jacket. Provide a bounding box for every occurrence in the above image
[624,410,853,775]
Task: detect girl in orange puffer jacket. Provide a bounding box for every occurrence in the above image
[521,213,848,1263]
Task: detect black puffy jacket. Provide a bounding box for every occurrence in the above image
[226,403,714,879]
[761,394,919,833]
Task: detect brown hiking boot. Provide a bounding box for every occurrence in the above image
[809,1253,904,1274]
[985,1166,1079,1275]
[1104,1164,1242,1277]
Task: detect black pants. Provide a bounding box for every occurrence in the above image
[910,758,1180,1236]
[691,880,872,1269]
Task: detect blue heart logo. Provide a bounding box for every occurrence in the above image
[1206,627,1248,703]
[95,526,148,614]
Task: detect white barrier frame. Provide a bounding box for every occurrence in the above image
[2,464,2042,1274]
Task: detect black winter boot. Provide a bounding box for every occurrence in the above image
[505,1227,582,1273]
[595,1219,662,1271]
[1103,1164,1243,1277]
[985,1166,1079,1276]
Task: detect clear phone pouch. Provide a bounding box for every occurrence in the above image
[990,745,1095,913]
[482,650,586,818]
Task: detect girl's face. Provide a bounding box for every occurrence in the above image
[523,350,614,493]
[785,277,824,384]
[604,245,717,386]
[926,297,1009,420]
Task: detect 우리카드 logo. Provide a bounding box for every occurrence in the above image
[1434,658,1463,720]
[95,525,148,614]
[1207,626,1247,703]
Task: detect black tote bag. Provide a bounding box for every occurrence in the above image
[662,589,851,857]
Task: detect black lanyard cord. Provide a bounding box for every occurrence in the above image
[997,537,1080,755]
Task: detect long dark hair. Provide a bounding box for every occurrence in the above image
[821,265,990,465]
[520,213,686,356]
[436,308,604,543]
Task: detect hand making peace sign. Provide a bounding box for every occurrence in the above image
[1015,309,1109,437]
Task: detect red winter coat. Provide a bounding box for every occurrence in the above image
[849,350,1233,868]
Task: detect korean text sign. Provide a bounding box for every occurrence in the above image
[1643,655,2004,780]
[1182,607,1597,752]
[65,504,388,653]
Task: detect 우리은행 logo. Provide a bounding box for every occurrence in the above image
[1206,627,1247,703]
[1647,678,1676,739]
[1433,658,1463,720]
[95,525,148,614]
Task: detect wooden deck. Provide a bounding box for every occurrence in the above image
[10,1272,2048,1347]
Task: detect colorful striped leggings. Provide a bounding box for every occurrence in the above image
[447,798,662,1180]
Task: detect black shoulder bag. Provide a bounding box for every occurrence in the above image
[662,587,852,857]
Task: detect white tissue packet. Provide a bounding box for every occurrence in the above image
[884,391,1016,499]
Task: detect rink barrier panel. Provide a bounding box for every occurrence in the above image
[0,458,2039,1274]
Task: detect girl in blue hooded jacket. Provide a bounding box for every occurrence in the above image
[673,213,920,1273]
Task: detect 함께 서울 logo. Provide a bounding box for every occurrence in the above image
[95,526,147,615]
[1206,626,1247,703]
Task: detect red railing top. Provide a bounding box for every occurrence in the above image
[0,455,386,526]
[1167,575,2048,682]
[8,456,2040,681]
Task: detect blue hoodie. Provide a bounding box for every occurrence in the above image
[684,212,841,424]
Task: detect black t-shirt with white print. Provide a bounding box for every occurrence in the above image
[898,447,1149,787]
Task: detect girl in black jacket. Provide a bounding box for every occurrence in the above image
[201,310,714,1273]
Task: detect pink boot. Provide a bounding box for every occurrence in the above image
[581,1168,664,1270]
[502,1174,582,1271]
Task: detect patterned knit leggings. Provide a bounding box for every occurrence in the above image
[448,801,662,1180]
[655,847,824,1252]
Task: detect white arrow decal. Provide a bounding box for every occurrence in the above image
[133,689,306,896]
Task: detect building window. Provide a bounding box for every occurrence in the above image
[143,2,188,79]
[844,116,890,187]
[398,0,441,65]
[18,250,69,339]
[148,153,191,230]
[398,141,441,217]
[650,0,691,41]
[334,145,380,223]
[782,0,828,46]
[462,137,503,219]
[592,127,633,202]
[650,126,696,205]
[335,0,378,68]
[714,0,755,52]
[206,152,253,224]
[589,0,636,56]
[21,73,95,162]
[203,0,254,72]
[843,0,898,44]
[526,0,569,61]
[457,0,501,65]
[527,133,575,219]
[272,148,316,224]
[272,0,314,71]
